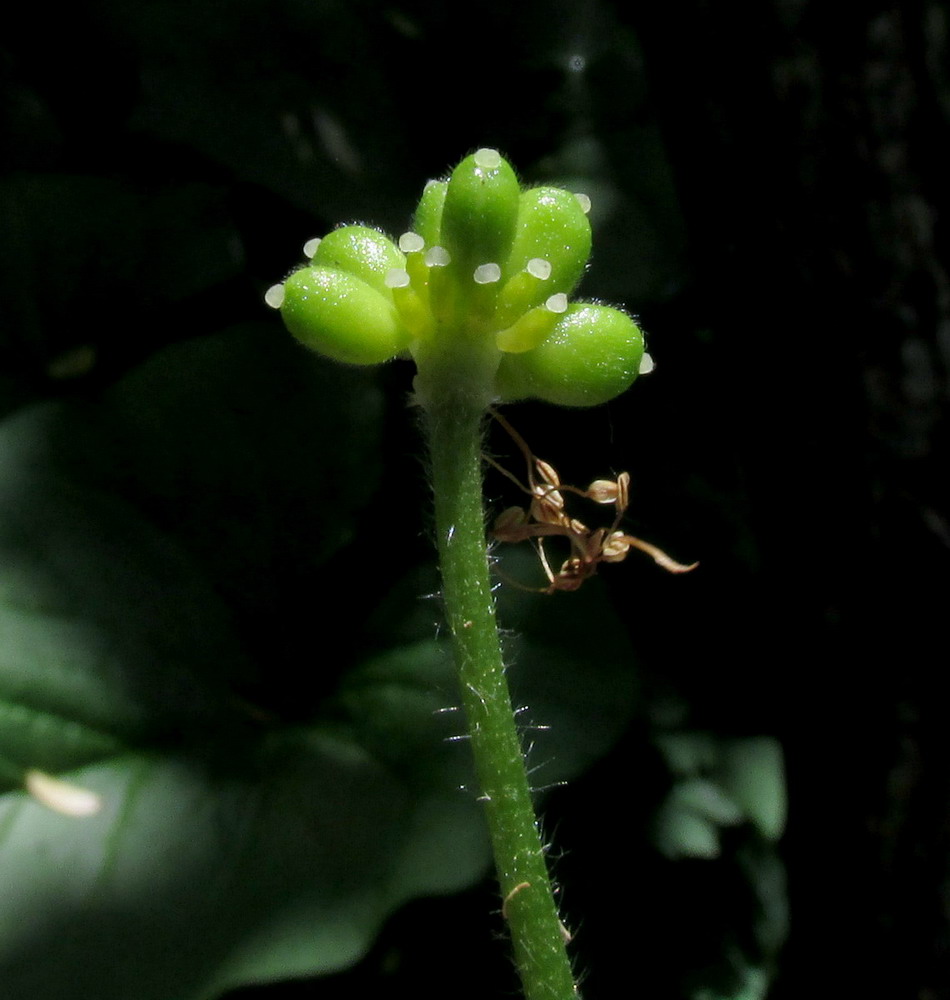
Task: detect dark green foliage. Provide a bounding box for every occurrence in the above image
[0,329,640,997]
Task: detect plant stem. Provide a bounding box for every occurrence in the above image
[421,372,577,1000]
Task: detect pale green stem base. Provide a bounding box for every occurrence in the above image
[420,361,577,1000]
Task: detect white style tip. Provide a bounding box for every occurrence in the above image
[639,352,655,375]
[384,267,412,289]
[545,293,568,313]
[425,245,451,267]
[527,258,552,280]
[473,148,503,169]
[398,231,425,253]
[574,193,592,214]
[264,284,285,309]
[473,262,502,285]
[303,237,322,258]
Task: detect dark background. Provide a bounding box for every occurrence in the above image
[3,1,949,997]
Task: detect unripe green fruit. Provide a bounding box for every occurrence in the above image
[310,226,405,296]
[504,187,592,302]
[495,304,644,407]
[281,266,410,365]
[270,151,647,404]
[440,149,520,275]
[413,180,448,248]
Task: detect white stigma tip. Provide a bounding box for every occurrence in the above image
[473,147,502,169]
[527,258,552,280]
[398,231,425,253]
[545,293,568,313]
[264,284,285,309]
[473,263,502,285]
[425,245,451,267]
[303,237,322,258]
[639,352,655,375]
[26,769,103,817]
[574,193,592,214]
[384,268,411,289]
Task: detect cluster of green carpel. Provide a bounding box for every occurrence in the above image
[266,148,650,407]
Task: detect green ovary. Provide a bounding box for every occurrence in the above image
[310,226,406,295]
[413,181,448,248]
[281,267,410,365]
[439,151,521,277]
[495,304,645,407]
[502,188,592,299]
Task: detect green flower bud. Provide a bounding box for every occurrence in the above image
[310,225,405,297]
[279,266,410,365]
[495,304,644,407]
[439,148,520,277]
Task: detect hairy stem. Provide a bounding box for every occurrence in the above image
[421,369,577,1000]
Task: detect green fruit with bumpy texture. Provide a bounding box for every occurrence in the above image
[440,150,520,275]
[281,267,410,365]
[495,304,644,407]
[310,226,405,296]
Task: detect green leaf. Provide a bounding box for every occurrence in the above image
[0,174,241,391]
[671,778,744,827]
[492,547,640,784]
[654,800,721,860]
[718,738,787,842]
[0,328,480,998]
[0,331,641,997]
[0,717,487,1000]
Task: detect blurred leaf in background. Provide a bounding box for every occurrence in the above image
[0,325,641,998]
